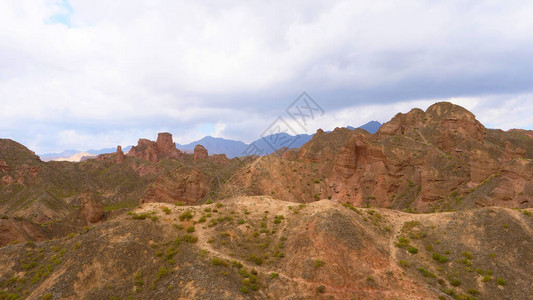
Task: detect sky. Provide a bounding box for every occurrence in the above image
[1,0,532,154]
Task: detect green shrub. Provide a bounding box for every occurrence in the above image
[42,293,52,300]
[237,219,245,224]
[408,247,418,254]
[240,286,249,293]
[156,266,168,280]
[162,207,171,214]
[481,275,492,282]
[418,267,430,277]
[179,211,193,221]
[211,257,227,266]
[186,226,195,233]
[317,285,326,293]
[269,272,278,279]
[432,253,449,263]
[133,271,143,289]
[314,259,325,268]
[496,277,506,286]
[248,254,263,265]
[399,260,410,268]
[449,277,461,286]
[395,237,410,248]
[461,251,473,260]
[1,214,8,219]
[467,289,479,296]
[182,234,198,243]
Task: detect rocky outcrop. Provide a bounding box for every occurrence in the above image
[193,145,209,161]
[80,193,105,223]
[141,167,210,205]
[0,159,9,173]
[212,154,229,163]
[0,218,48,246]
[224,102,533,212]
[116,145,124,163]
[127,133,183,163]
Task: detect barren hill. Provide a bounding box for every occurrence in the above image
[0,197,531,299]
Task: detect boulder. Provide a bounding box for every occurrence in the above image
[80,193,105,223]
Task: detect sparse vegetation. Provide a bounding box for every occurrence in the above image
[179,210,193,221]
[314,259,325,268]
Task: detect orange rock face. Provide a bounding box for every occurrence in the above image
[116,145,124,163]
[193,144,209,161]
[141,167,210,205]
[224,102,533,212]
[127,132,183,163]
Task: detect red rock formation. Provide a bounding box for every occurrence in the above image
[80,193,105,223]
[225,102,533,211]
[140,167,209,205]
[116,145,124,163]
[0,159,9,173]
[194,145,209,161]
[212,154,229,163]
[127,133,183,163]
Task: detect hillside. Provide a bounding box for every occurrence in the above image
[1,102,532,299]
[0,197,531,299]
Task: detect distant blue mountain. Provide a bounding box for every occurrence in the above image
[248,133,313,156]
[39,121,382,161]
[347,120,382,134]
[176,136,248,158]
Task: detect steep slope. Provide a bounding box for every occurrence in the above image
[0,197,531,299]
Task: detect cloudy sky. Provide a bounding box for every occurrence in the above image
[1,0,532,154]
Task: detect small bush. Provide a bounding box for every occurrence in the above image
[237,219,245,224]
[467,289,479,296]
[182,234,198,243]
[408,247,418,254]
[496,277,506,286]
[399,260,410,268]
[240,286,249,293]
[186,226,195,233]
[314,259,325,268]
[461,251,473,260]
[162,207,171,214]
[317,285,326,293]
[42,293,52,300]
[1,214,9,219]
[133,271,143,288]
[156,266,168,280]
[248,254,263,265]
[179,211,193,221]
[269,272,278,279]
[211,257,227,266]
[481,275,492,282]
[449,277,461,286]
[432,253,449,263]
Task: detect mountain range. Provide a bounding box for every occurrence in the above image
[40,121,382,161]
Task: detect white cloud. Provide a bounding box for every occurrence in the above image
[1,0,532,153]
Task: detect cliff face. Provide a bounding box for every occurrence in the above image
[222,102,533,212]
